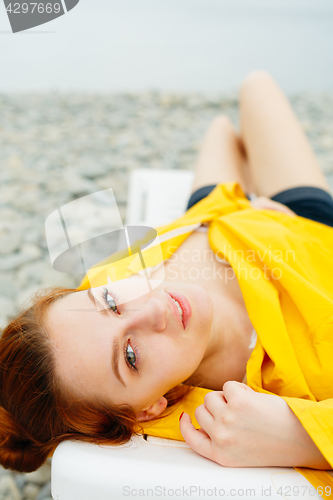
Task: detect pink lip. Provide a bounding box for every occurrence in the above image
[167,292,192,330]
[166,293,183,328]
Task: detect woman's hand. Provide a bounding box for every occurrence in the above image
[179,381,331,469]
[249,195,297,217]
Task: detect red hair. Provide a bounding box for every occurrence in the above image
[0,287,193,473]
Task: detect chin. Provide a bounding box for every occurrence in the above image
[181,283,214,329]
[193,284,213,313]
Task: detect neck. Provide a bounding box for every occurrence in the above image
[185,279,254,390]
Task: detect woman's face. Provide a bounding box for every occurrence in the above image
[45,278,213,419]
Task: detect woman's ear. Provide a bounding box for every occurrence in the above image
[136,396,168,422]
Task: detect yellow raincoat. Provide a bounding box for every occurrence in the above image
[78,182,333,494]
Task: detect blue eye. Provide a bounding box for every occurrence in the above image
[101,288,139,373]
[102,287,120,314]
[125,341,137,371]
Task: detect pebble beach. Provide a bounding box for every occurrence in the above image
[0,90,333,499]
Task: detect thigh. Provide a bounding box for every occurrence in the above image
[190,115,255,195]
[239,71,330,198]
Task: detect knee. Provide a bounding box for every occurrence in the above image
[209,114,234,132]
[240,70,275,97]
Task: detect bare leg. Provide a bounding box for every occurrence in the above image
[239,71,330,198]
[190,115,256,195]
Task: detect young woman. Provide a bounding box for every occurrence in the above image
[1,71,333,479]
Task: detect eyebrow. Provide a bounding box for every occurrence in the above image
[87,289,126,387]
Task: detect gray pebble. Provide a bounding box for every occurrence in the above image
[0,467,10,478]
[12,475,26,491]
[22,483,40,500]
[0,273,18,299]
[0,245,42,272]
[0,475,22,500]
[17,262,46,288]
[24,464,51,487]
[77,158,109,179]
[0,296,16,319]
[0,234,21,255]
[36,482,51,500]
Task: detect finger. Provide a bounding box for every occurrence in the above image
[250,198,297,217]
[272,201,297,216]
[265,199,297,217]
[222,380,251,402]
[231,381,254,391]
[195,403,215,431]
[179,413,213,459]
[202,391,228,417]
[197,427,210,438]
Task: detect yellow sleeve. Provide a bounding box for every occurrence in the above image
[281,396,333,498]
[281,396,333,468]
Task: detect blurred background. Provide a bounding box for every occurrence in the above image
[1,0,333,93]
[0,1,333,498]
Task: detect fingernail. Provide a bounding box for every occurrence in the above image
[179,412,184,421]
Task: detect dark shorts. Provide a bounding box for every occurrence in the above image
[186,185,333,228]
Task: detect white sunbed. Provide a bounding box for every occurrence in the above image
[51,169,320,500]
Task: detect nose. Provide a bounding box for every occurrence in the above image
[128,297,167,332]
